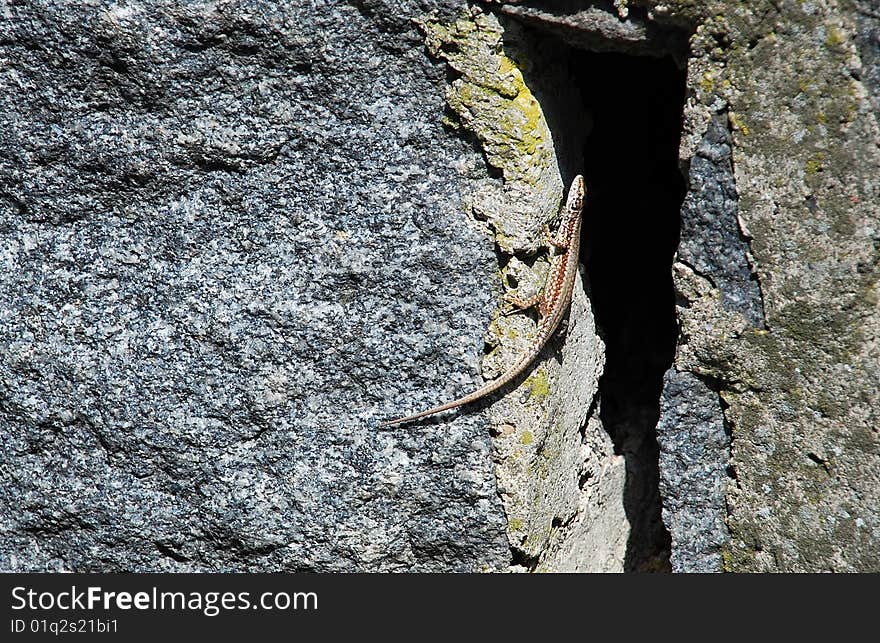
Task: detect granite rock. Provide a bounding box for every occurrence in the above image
[0,0,515,572]
[657,369,730,572]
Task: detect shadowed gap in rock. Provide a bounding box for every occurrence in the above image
[576,51,687,572]
[499,9,690,571]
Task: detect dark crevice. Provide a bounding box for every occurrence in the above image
[509,547,540,571]
[154,541,190,563]
[806,452,833,476]
[498,10,690,571]
[576,52,687,572]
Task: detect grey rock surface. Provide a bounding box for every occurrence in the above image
[658,109,748,572]
[657,369,729,573]
[676,113,764,328]
[852,0,880,118]
[0,0,513,572]
[401,8,617,570]
[498,0,690,61]
[676,0,880,571]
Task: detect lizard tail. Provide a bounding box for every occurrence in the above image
[378,347,542,427]
[378,399,472,427]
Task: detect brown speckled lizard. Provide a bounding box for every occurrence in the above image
[381,175,586,427]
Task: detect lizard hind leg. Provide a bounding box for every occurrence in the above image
[503,291,543,316]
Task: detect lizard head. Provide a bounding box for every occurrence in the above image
[565,175,586,214]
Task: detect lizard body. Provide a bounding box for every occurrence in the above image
[381,175,586,427]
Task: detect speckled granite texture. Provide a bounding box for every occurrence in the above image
[0,0,514,572]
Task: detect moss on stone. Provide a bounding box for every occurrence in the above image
[728,111,750,136]
[700,70,716,94]
[720,547,734,572]
[526,368,551,402]
[416,10,556,187]
[804,152,825,175]
[824,25,844,48]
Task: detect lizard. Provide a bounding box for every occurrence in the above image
[380,174,586,427]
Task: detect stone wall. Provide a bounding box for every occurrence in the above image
[1,0,877,572]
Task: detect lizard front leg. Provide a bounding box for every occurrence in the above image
[543,223,570,252]
[504,227,563,317]
[503,290,555,318]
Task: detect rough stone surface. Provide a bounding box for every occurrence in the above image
[0,1,614,573]
[676,113,764,327]
[852,0,880,118]
[672,0,880,571]
[497,0,690,61]
[538,407,629,572]
[657,369,729,573]
[498,269,609,569]
[656,109,745,572]
[407,8,615,570]
[2,0,878,574]
[0,0,516,572]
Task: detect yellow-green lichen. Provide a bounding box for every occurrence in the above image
[416,9,555,188]
[798,77,815,94]
[805,151,825,174]
[520,430,533,446]
[825,25,844,48]
[729,111,750,136]
[720,547,734,572]
[441,114,460,130]
[700,70,716,94]
[526,368,551,402]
